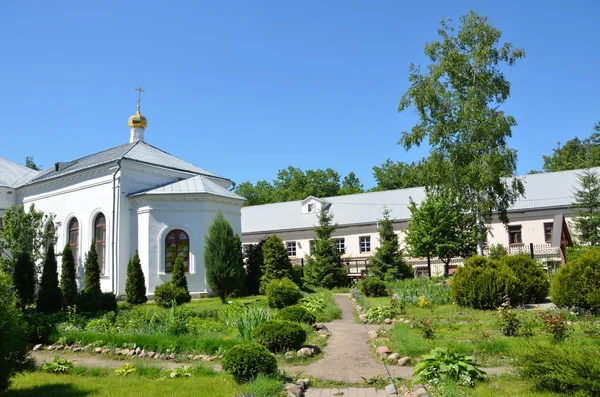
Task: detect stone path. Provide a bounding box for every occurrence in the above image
[286,294,413,382]
[305,388,396,397]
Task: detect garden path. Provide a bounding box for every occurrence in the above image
[286,294,413,382]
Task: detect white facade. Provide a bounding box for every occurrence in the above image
[2,118,244,297]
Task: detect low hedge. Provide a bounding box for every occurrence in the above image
[551,248,600,311]
[360,277,387,297]
[252,320,306,352]
[501,254,549,304]
[277,305,316,324]
[153,282,190,307]
[222,343,278,383]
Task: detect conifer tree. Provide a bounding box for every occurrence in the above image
[304,209,348,288]
[13,251,35,308]
[36,244,62,314]
[573,168,600,246]
[60,244,78,307]
[83,242,101,294]
[244,240,264,296]
[204,211,244,303]
[125,250,147,305]
[171,256,191,303]
[260,235,295,293]
[371,208,413,281]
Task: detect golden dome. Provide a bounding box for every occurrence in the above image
[128,105,147,129]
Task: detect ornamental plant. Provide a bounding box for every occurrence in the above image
[497,297,521,337]
[36,244,62,314]
[413,347,486,387]
[83,242,101,294]
[252,320,306,352]
[60,244,78,307]
[125,250,147,305]
[222,343,277,383]
[171,257,191,303]
[539,311,571,342]
[265,278,302,309]
[260,235,296,293]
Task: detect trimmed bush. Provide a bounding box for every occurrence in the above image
[450,256,518,310]
[551,249,600,311]
[171,257,191,304]
[77,290,117,313]
[0,268,29,393]
[265,278,302,309]
[501,254,549,304]
[36,244,62,314]
[153,282,190,307]
[253,320,307,352]
[126,250,147,305]
[60,244,78,307]
[222,343,277,383]
[260,235,296,293]
[277,305,316,324]
[83,242,101,294]
[360,277,388,297]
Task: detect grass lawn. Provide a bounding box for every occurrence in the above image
[434,374,560,396]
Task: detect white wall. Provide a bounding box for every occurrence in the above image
[0,187,16,213]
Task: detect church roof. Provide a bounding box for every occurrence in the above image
[26,141,227,185]
[242,167,598,234]
[0,157,40,188]
[130,175,245,201]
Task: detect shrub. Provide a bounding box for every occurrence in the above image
[13,251,35,308]
[415,318,435,339]
[244,241,264,296]
[41,356,74,374]
[298,295,326,315]
[413,347,485,387]
[360,277,388,297]
[222,343,278,383]
[265,278,302,309]
[450,256,518,310]
[539,311,571,342]
[154,282,190,307]
[514,340,600,395]
[0,268,29,393]
[171,257,191,304]
[23,312,59,344]
[364,305,395,324]
[501,254,549,304]
[83,241,101,294]
[260,235,295,293]
[36,244,62,314]
[488,243,508,260]
[77,290,117,313]
[204,212,244,303]
[277,305,316,324]
[60,244,78,307]
[497,298,521,337]
[551,249,600,312]
[252,320,307,352]
[126,250,147,305]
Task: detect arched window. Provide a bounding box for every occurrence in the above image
[45,222,55,253]
[165,229,189,273]
[94,213,106,275]
[69,218,79,262]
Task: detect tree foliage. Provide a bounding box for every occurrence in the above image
[235,166,364,206]
[171,256,191,303]
[12,251,35,308]
[304,209,348,288]
[405,191,477,275]
[0,204,53,270]
[370,208,413,280]
[204,211,244,303]
[398,11,525,252]
[372,159,429,191]
[36,244,62,314]
[260,235,295,293]
[244,240,264,296]
[541,125,600,172]
[83,242,101,294]
[25,156,41,171]
[0,268,29,393]
[126,250,147,305]
[572,168,600,246]
[60,244,78,307]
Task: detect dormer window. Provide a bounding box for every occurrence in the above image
[308,203,315,212]
[302,196,326,214]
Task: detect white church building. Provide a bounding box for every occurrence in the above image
[0,101,245,296]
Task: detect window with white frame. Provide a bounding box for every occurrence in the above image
[544,222,553,244]
[508,225,522,245]
[336,238,345,254]
[359,236,371,253]
[286,241,297,257]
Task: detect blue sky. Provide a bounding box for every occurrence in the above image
[1,1,599,189]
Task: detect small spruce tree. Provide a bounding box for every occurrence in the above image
[573,168,600,246]
[304,209,348,288]
[260,235,295,293]
[244,240,264,296]
[13,251,35,308]
[36,244,62,314]
[125,250,147,305]
[83,242,101,294]
[371,208,413,281]
[171,256,191,303]
[60,244,78,307]
[204,211,244,303]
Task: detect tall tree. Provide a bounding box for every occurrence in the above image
[235,180,276,206]
[125,250,147,305]
[304,209,348,288]
[370,208,413,280]
[60,244,78,307]
[542,125,600,172]
[398,11,525,254]
[339,172,364,195]
[572,168,600,246]
[244,240,264,296]
[12,251,35,308]
[0,204,53,271]
[36,244,62,314]
[204,211,244,303]
[25,156,41,171]
[405,191,477,276]
[260,235,295,293]
[371,159,429,191]
[83,242,101,294]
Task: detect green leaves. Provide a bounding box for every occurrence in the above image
[413,347,485,387]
